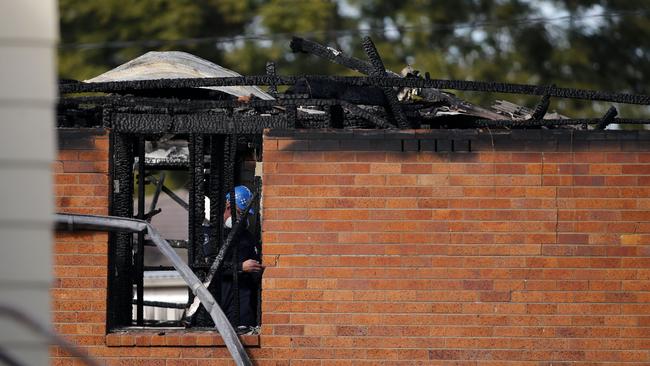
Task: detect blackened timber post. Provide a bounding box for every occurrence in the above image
[135,137,146,325]
[209,135,225,262]
[188,134,205,307]
[108,132,135,328]
[227,133,239,326]
[266,62,278,97]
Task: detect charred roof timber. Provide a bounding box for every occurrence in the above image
[58,36,650,132]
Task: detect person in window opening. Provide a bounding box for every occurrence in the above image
[203,185,264,328]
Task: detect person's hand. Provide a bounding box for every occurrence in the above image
[242,259,265,273]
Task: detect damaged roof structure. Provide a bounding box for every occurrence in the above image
[59,36,650,137]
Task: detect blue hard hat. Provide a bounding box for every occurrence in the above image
[226,185,254,214]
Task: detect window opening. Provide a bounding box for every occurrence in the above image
[109,133,263,333]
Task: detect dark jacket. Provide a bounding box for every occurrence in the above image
[218,226,261,327]
[220,227,260,276]
[196,223,261,327]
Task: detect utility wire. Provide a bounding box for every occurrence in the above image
[59,9,649,50]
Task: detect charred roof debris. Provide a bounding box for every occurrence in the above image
[58,36,650,134]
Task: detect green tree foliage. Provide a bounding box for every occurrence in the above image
[59,0,260,79]
[347,0,650,115]
[59,0,650,117]
[221,0,354,76]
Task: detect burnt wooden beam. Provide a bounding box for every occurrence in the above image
[361,36,410,128]
[598,106,618,130]
[290,37,379,76]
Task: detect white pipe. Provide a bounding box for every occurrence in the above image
[55,213,252,366]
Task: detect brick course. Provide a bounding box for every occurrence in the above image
[51,128,650,365]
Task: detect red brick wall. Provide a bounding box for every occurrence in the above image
[52,129,110,361]
[51,128,650,365]
[260,129,650,365]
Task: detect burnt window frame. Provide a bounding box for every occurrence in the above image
[107,130,264,331]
